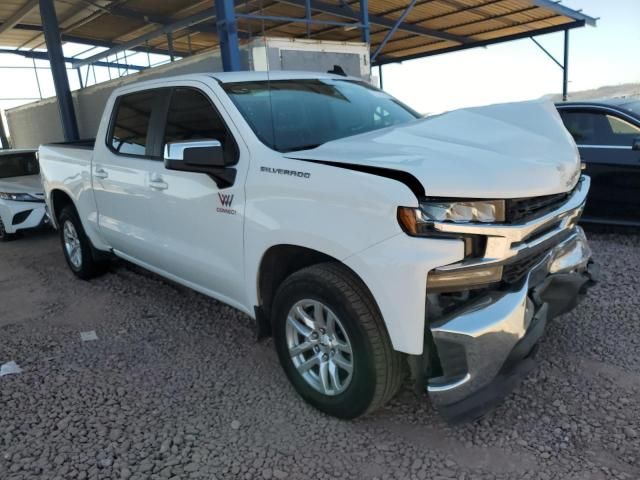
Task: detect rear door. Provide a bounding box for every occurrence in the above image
[558,107,640,224]
[93,88,171,262]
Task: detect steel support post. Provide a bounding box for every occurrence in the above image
[167,33,175,62]
[0,113,10,149]
[215,0,241,71]
[562,29,569,101]
[305,0,312,37]
[360,0,370,45]
[39,0,79,141]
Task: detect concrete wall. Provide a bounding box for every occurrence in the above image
[6,38,369,149]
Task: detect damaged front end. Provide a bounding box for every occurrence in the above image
[417,176,597,422]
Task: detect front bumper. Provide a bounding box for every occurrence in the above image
[424,177,596,422]
[427,232,596,421]
[0,201,49,234]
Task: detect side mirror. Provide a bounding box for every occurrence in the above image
[164,139,229,168]
[164,139,236,187]
[632,137,640,151]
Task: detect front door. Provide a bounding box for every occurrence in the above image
[141,83,249,309]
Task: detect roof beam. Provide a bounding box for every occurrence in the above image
[371,0,419,62]
[74,9,218,68]
[106,5,218,34]
[365,2,588,55]
[530,0,597,26]
[9,24,171,56]
[0,0,39,35]
[278,0,471,43]
[375,20,585,65]
[0,47,146,70]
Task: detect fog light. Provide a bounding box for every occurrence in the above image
[427,266,503,291]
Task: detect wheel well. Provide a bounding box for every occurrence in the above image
[50,190,74,223]
[257,245,339,319]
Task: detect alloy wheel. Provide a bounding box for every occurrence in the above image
[285,299,354,396]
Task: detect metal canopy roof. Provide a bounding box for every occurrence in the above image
[0,0,596,66]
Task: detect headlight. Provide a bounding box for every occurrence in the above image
[0,192,42,202]
[421,200,505,223]
[398,200,505,235]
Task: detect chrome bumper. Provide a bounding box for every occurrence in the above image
[425,177,596,421]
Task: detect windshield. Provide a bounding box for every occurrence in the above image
[0,152,39,179]
[222,79,420,152]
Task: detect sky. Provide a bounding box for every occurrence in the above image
[380,0,640,113]
[0,1,638,117]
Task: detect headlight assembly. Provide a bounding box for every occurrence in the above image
[0,192,43,202]
[398,200,505,236]
[397,199,504,279]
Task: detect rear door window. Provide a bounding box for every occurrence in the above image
[109,90,158,157]
[559,110,640,146]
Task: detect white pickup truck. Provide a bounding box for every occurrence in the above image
[39,71,596,421]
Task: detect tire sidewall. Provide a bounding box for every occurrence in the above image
[58,207,94,277]
[0,216,12,242]
[273,272,378,419]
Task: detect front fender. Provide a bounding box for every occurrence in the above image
[344,234,464,354]
[243,152,464,354]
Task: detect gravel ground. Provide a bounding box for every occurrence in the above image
[1,229,639,480]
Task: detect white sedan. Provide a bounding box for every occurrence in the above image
[0,149,49,241]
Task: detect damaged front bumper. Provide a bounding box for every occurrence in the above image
[424,177,597,422]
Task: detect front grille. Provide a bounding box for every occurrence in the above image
[503,250,549,284]
[506,192,569,224]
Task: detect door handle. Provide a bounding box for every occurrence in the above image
[94,168,108,179]
[149,174,168,190]
[149,181,168,190]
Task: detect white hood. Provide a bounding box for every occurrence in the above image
[287,100,581,199]
[0,174,44,195]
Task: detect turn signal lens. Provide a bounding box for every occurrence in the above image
[397,207,422,235]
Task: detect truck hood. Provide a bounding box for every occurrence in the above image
[0,175,44,195]
[286,99,581,199]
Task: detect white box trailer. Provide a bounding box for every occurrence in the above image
[6,37,369,149]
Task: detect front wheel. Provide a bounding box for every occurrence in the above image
[58,205,108,279]
[272,263,405,419]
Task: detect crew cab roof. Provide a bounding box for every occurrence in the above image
[108,71,364,97]
[208,70,361,83]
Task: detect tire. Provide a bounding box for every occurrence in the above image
[272,262,405,419]
[0,216,15,242]
[58,205,108,279]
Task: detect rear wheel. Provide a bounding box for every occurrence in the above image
[58,205,108,279]
[272,263,405,419]
[0,217,15,242]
